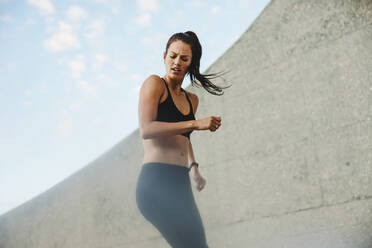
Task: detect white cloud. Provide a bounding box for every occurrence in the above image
[92,116,103,126]
[66,5,88,22]
[46,16,55,23]
[27,0,55,15]
[140,32,165,46]
[130,0,157,28]
[95,53,108,63]
[143,54,158,66]
[130,74,144,95]
[132,84,141,96]
[39,82,48,92]
[138,0,159,12]
[55,109,74,138]
[44,21,79,52]
[93,0,110,3]
[69,60,85,74]
[23,100,33,108]
[25,18,37,25]
[238,0,253,8]
[97,73,118,86]
[0,15,12,23]
[69,102,82,110]
[77,81,98,98]
[111,6,119,15]
[92,53,108,72]
[92,0,120,14]
[68,55,85,78]
[93,0,114,4]
[44,16,56,33]
[84,19,105,39]
[114,63,128,72]
[24,89,33,96]
[132,13,151,27]
[131,73,142,81]
[58,117,74,137]
[190,0,202,9]
[210,6,221,15]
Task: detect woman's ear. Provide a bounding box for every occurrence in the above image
[163,52,166,62]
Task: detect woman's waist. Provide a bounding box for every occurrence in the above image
[142,161,189,169]
[143,146,189,163]
[142,156,189,169]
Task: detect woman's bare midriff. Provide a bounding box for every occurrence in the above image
[142,134,190,169]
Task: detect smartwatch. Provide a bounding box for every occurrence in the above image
[189,162,199,171]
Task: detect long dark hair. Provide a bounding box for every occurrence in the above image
[165,31,231,96]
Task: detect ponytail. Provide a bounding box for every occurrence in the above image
[165,31,232,96]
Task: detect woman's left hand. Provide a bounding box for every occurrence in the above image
[192,171,206,192]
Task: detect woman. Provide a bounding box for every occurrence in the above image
[136,31,229,248]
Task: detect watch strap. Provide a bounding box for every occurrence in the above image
[188,162,199,171]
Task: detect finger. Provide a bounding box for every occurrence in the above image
[215,118,221,123]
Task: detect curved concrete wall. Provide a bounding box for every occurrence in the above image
[1,0,372,247]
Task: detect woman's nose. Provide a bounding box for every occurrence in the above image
[174,57,181,65]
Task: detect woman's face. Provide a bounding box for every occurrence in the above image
[163,40,192,81]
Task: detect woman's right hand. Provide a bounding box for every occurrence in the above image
[194,116,221,132]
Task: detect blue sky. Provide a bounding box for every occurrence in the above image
[0,0,270,216]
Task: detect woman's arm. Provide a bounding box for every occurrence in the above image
[187,92,200,174]
[188,138,207,192]
[186,93,206,192]
[138,75,197,139]
[187,140,199,174]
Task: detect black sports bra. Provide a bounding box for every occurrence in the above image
[155,77,195,139]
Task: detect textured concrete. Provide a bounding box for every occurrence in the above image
[1,0,372,247]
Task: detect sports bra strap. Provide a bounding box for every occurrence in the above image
[161,77,171,95]
[161,77,194,115]
[181,88,194,114]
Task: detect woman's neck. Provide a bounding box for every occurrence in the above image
[164,75,184,95]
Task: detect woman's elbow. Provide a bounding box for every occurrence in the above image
[142,134,151,140]
[140,128,148,140]
[140,124,152,140]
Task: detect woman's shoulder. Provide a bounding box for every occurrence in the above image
[184,90,198,101]
[144,74,162,83]
[184,90,199,112]
[142,74,164,87]
[140,74,165,97]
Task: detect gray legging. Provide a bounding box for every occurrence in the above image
[136,162,209,248]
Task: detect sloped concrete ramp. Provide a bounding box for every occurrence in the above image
[1,0,372,247]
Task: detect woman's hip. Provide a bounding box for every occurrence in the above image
[137,162,190,187]
[135,162,194,209]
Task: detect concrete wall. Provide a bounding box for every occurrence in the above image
[1,0,372,247]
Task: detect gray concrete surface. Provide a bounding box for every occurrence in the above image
[1,0,372,247]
